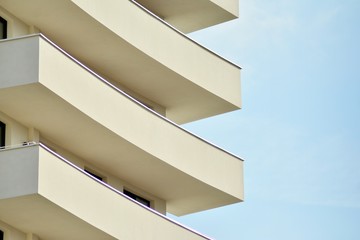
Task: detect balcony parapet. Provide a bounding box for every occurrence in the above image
[132,0,239,33]
[130,0,241,68]
[0,144,212,240]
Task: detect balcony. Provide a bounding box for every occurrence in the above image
[0,0,241,124]
[0,144,212,240]
[134,0,239,33]
[0,35,243,215]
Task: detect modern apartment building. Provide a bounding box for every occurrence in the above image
[0,1,243,240]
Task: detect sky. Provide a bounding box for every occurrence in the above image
[170,0,360,239]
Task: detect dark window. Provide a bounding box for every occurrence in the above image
[124,190,151,207]
[85,169,103,181]
[0,17,7,39]
[0,230,3,240]
[0,121,5,148]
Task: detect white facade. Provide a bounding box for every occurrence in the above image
[0,1,243,239]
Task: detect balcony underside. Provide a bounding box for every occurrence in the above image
[0,195,115,240]
[134,0,239,33]
[0,146,210,240]
[0,0,241,124]
[0,35,243,215]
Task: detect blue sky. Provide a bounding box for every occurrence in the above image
[171,0,360,239]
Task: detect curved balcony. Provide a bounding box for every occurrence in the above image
[134,0,239,33]
[0,35,243,215]
[0,144,212,240]
[0,0,241,124]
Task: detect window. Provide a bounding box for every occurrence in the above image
[0,121,5,148]
[84,168,104,182]
[124,189,151,207]
[0,17,7,39]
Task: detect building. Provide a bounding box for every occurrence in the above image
[0,0,243,239]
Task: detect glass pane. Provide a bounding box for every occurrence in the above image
[136,197,151,207]
[0,23,3,38]
[124,190,150,207]
[0,17,6,39]
[0,122,5,147]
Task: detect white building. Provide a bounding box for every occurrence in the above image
[0,1,243,239]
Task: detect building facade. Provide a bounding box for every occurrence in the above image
[0,0,243,239]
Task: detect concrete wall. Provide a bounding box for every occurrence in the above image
[0,148,41,240]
